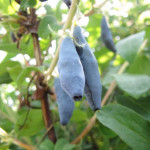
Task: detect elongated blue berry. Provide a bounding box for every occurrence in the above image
[39,0,47,2]
[54,77,74,125]
[63,0,72,9]
[73,25,102,111]
[58,37,85,101]
[101,16,117,53]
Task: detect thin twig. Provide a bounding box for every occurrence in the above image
[18,72,38,130]
[138,39,148,54]
[30,8,57,143]
[0,128,35,150]
[37,124,54,146]
[13,139,35,150]
[101,62,129,106]
[41,93,57,143]
[18,108,30,130]
[30,8,43,66]
[71,61,129,144]
[84,0,109,16]
[32,33,43,66]
[26,72,37,106]
[29,7,56,143]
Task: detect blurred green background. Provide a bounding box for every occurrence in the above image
[0,0,150,149]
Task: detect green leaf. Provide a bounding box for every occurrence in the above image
[0,144,9,150]
[55,1,63,21]
[16,66,41,86]
[102,66,120,89]
[62,144,75,150]
[0,60,20,76]
[0,43,26,54]
[0,117,14,132]
[100,124,117,138]
[71,109,88,122]
[37,140,54,150]
[38,15,62,39]
[0,0,13,14]
[0,100,17,122]
[101,137,110,150]
[20,0,37,10]
[0,72,12,84]
[116,31,145,63]
[87,14,102,47]
[0,53,16,63]
[117,95,150,122]
[15,109,45,136]
[96,104,150,150]
[127,53,150,76]
[44,5,54,15]
[54,139,68,150]
[113,73,150,98]
[7,64,22,82]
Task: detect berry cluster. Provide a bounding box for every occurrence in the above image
[54,25,102,125]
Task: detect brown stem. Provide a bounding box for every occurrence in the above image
[32,33,43,66]
[84,0,109,17]
[41,93,57,143]
[37,124,54,146]
[30,8,56,143]
[13,139,35,150]
[84,9,95,17]
[0,129,35,150]
[30,8,42,66]
[26,72,37,106]
[15,0,20,4]
[71,62,129,144]
[71,114,97,144]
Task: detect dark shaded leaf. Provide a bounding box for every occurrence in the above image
[37,140,54,150]
[117,95,150,122]
[62,144,75,150]
[54,138,68,150]
[0,72,12,84]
